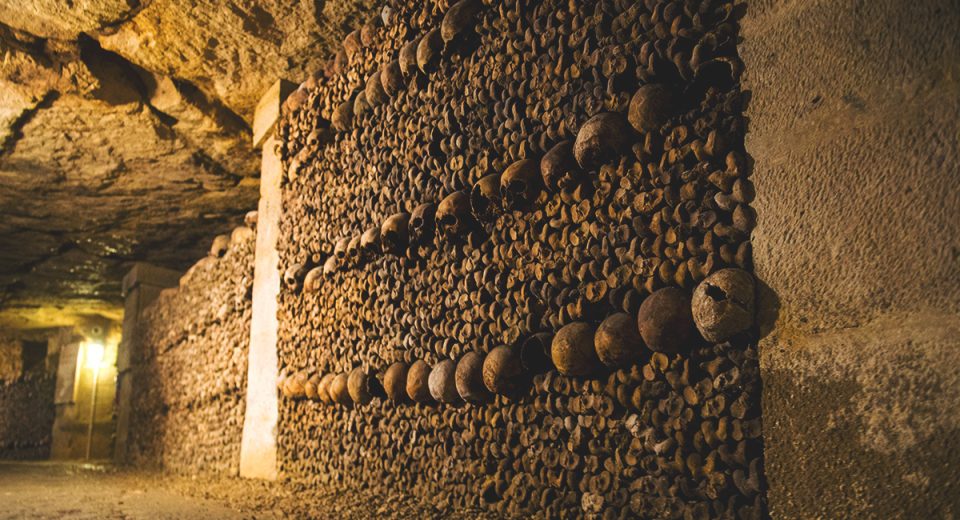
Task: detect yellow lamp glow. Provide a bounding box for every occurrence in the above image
[84,341,107,370]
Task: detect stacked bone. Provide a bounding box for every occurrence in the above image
[0,374,56,460]
[276,0,765,517]
[128,220,256,475]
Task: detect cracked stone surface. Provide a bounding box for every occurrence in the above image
[0,1,378,330]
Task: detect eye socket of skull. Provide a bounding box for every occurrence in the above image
[381,213,410,254]
[470,173,501,221]
[501,159,541,210]
[334,237,350,259]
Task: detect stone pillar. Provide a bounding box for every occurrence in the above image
[114,262,179,463]
[239,79,294,480]
[741,0,960,517]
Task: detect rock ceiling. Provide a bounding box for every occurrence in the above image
[0,0,377,330]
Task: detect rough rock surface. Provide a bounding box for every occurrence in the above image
[0,0,378,330]
[742,0,960,517]
[99,0,380,120]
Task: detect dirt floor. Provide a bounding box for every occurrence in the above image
[0,461,498,519]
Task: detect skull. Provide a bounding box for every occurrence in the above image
[353,90,370,117]
[501,158,542,210]
[574,112,632,169]
[348,367,382,405]
[436,191,473,239]
[365,70,387,106]
[303,266,324,292]
[209,234,229,258]
[329,373,352,405]
[628,84,675,134]
[317,374,335,404]
[244,210,258,230]
[343,29,361,58]
[322,255,337,276]
[470,173,501,221]
[381,212,410,255]
[691,268,755,342]
[551,322,602,377]
[482,345,523,395]
[455,351,489,404]
[380,60,404,97]
[441,0,482,45]
[399,39,419,76]
[406,360,433,403]
[346,235,362,265]
[541,140,580,190]
[359,226,381,260]
[428,359,460,404]
[283,263,306,290]
[409,202,437,246]
[383,362,409,402]
[417,28,443,74]
[333,237,350,262]
[332,98,354,131]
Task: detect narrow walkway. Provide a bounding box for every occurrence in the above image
[0,461,500,519]
[0,461,250,519]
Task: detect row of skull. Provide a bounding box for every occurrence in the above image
[282,267,755,408]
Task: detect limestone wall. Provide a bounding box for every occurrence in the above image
[740,0,960,517]
[126,228,255,475]
[274,0,767,517]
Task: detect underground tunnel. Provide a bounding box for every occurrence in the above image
[0,0,957,518]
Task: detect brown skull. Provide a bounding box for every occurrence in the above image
[353,90,370,117]
[501,158,542,210]
[541,140,580,191]
[333,237,350,261]
[574,112,632,169]
[441,0,482,44]
[428,359,460,404]
[303,266,324,293]
[455,351,490,404]
[332,98,354,132]
[406,360,433,403]
[551,322,602,377]
[436,191,473,239]
[383,362,409,403]
[399,39,419,76]
[409,202,437,245]
[359,226,381,260]
[380,60,404,97]
[209,234,229,258]
[381,212,411,255]
[365,70,388,106]
[470,173,501,221]
[482,345,523,395]
[417,28,443,74]
[346,235,362,265]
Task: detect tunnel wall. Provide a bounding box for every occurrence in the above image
[740,0,960,517]
[126,229,255,475]
[274,0,766,517]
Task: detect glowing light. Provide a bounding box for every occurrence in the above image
[83,341,107,370]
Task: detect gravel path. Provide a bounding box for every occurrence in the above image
[0,461,501,519]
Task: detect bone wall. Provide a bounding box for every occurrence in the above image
[275,0,766,517]
[126,228,255,475]
[0,334,55,460]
